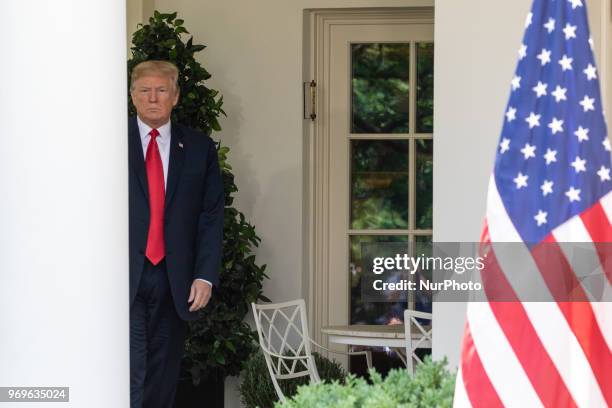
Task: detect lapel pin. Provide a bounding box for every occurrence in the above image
[178,142,184,148]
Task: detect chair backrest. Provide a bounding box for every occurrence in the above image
[404,309,433,374]
[251,299,320,402]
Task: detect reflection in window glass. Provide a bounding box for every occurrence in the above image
[351,43,410,134]
[416,43,434,133]
[350,235,409,325]
[413,235,433,315]
[416,139,433,229]
[351,140,409,229]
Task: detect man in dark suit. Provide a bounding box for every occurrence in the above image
[128,60,224,408]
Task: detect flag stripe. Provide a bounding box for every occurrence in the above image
[591,303,612,352]
[520,302,609,408]
[580,198,612,283]
[466,302,543,407]
[453,367,473,408]
[478,247,578,407]
[486,181,608,407]
[533,238,590,302]
[555,301,612,407]
[530,240,610,406]
[458,321,503,408]
[600,190,612,223]
[552,218,607,300]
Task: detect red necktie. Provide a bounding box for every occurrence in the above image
[145,128,165,265]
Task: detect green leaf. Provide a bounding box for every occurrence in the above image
[214,353,226,365]
[211,117,221,131]
[225,340,236,353]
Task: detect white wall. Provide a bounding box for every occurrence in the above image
[432,0,531,368]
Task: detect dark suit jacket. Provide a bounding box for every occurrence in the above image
[128,116,224,321]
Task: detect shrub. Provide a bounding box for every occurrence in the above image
[277,357,455,408]
[240,352,346,408]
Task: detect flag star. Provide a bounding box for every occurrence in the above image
[603,138,611,151]
[543,18,555,33]
[511,75,521,90]
[574,126,589,142]
[565,186,581,202]
[579,95,595,112]
[514,172,528,189]
[525,12,533,28]
[598,166,611,182]
[588,36,594,50]
[544,148,557,165]
[506,107,517,122]
[534,210,548,226]
[563,23,577,40]
[518,44,528,60]
[551,85,567,102]
[558,54,573,71]
[583,64,597,80]
[570,156,587,173]
[541,180,554,196]
[532,81,548,97]
[525,112,541,128]
[548,117,564,134]
[499,138,510,153]
[568,0,583,9]
[537,49,551,66]
[521,143,536,159]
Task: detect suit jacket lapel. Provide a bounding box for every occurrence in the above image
[165,123,185,213]
[128,116,149,201]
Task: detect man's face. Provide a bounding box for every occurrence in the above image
[130,74,179,128]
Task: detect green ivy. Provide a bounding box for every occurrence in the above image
[128,11,269,385]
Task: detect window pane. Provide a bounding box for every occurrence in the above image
[415,139,433,229]
[351,140,409,229]
[351,43,410,134]
[350,235,409,325]
[416,43,434,133]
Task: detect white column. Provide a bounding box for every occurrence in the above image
[0,1,129,407]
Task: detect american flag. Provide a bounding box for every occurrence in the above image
[454,0,612,407]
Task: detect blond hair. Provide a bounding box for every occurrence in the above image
[130,60,179,91]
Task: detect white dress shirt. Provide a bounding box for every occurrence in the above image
[137,116,171,188]
[137,116,212,289]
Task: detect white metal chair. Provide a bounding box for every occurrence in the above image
[251,299,372,402]
[403,309,433,374]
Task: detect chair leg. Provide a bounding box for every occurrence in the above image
[364,350,373,370]
[393,347,408,367]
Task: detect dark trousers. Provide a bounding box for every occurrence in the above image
[130,259,187,408]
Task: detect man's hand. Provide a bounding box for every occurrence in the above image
[188,279,212,312]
